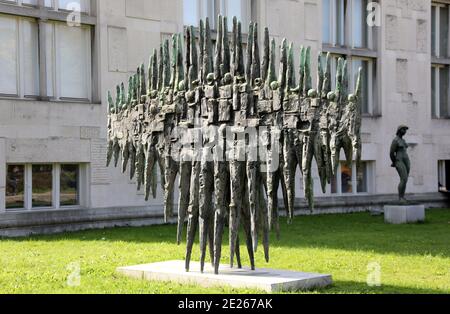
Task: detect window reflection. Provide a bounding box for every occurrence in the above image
[341,163,353,193]
[440,6,449,58]
[32,164,53,208]
[322,0,331,44]
[357,162,368,193]
[331,172,338,194]
[60,164,79,206]
[352,0,368,48]
[6,165,25,209]
[184,0,199,26]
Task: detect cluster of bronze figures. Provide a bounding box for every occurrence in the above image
[107,16,363,274]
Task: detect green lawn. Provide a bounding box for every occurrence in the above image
[0,209,449,294]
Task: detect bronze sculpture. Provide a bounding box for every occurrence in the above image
[390,125,410,202]
[107,16,363,274]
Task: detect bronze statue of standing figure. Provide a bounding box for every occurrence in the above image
[390,125,410,202]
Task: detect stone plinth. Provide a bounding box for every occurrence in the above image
[384,204,425,224]
[117,260,332,292]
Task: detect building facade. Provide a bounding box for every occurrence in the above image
[0,0,449,236]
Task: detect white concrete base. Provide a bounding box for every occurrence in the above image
[117,260,332,292]
[384,204,425,224]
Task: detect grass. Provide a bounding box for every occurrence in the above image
[0,208,449,294]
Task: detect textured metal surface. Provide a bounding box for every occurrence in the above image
[107,16,362,274]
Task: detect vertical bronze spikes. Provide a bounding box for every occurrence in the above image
[130,75,138,179]
[162,39,171,91]
[150,49,158,92]
[107,90,114,113]
[214,15,223,81]
[317,52,324,98]
[251,23,260,86]
[135,143,145,192]
[322,52,331,98]
[342,59,349,99]
[139,63,146,101]
[231,16,237,77]
[353,66,363,165]
[236,21,244,76]
[133,74,139,106]
[241,191,255,271]
[259,183,270,263]
[286,42,296,92]
[266,37,278,234]
[266,38,277,86]
[106,17,365,275]
[355,66,362,100]
[261,27,270,84]
[177,32,185,90]
[315,52,329,193]
[184,25,200,272]
[158,44,164,91]
[112,85,121,168]
[170,34,177,89]
[115,84,121,113]
[222,16,230,77]
[136,66,141,103]
[189,26,197,85]
[304,47,312,94]
[336,57,344,100]
[322,52,333,184]
[198,20,205,84]
[299,46,305,95]
[185,26,191,91]
[203,17,214,82]
[147,54,153,96]
[121,79,135,179]
[279,38,287,92]
[106,91,115,168]
[121,82,130,174]
[120,82,126,110]
[245,22,253,85]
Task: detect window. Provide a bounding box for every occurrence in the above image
[329,161,373,195]
[438,160,450,192]
[183,0,200,26]
[323,54,376,115]
[49,21,92,99]
[322,0,378,116]
[432,2,449,58]
[32,164,53,208]
[431,2,450,119]
[352,57,373,114]
[322,0,346,46]
[352,0,368,48]
[60,164,79,206]
[322,0,374,49]
[431,65,449,118]
[56,0,90,13]
[0,15,39,96]
[6,165,25,209]
[1,0,90,12]
[183,0,250,31]
[4,163,84,210]
[356,162,369,193]
[0,1,93,101]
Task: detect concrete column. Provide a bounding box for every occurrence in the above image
[38,0,49,101]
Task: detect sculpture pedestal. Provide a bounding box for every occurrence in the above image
[384,204,425,224]
[117,260,332,292]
